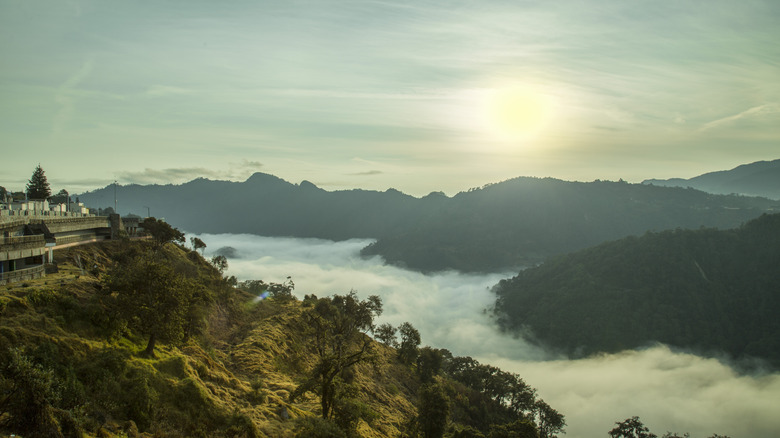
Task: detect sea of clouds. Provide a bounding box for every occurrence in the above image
[195,233,780,438]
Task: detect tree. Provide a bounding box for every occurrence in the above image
[50,189,69,205]
[534,399,565,438]
[106,252,195,357]
[417,347,443,383]
[210,255,228,274]
[267,276,295,300]
[0,185,7,203]
[141,217,185,247]
[0,348,62,437]
[488,420,539,438]
[190,237,207,254]
[398,322,421,365]
[609,417,657,438]
[290,292,382,421]
[375,323,398,347]
[417,383,449,438]
[26,164,51,200]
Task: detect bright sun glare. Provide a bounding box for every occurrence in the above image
[483,85,554,143]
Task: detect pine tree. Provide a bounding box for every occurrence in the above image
[25,165,51,200]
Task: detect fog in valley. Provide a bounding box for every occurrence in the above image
[197,233,780,438]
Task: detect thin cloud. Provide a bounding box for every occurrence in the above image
[117,167,223,185]
[700,104,778,132]
[52,56,94,136]
[116,160,266,186]
[348,170,383,176]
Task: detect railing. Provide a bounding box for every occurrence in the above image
[28,216,107,226]
[0,264,46,285]
[0,217,29,228]
[52,234,104,246]
[0,210,92,220]
[0,235,46,246]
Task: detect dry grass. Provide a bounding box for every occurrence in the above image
[0,241,421,437]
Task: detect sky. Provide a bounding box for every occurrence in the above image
[1,0,779,196]
[199,233,780,438]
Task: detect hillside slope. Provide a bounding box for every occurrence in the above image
[0,239,562,438]
[492,213,780,368]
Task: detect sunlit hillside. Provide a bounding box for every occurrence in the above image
[0,238,561,438]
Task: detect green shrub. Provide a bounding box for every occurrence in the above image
[294,417,347,438]
[224,411,259,438]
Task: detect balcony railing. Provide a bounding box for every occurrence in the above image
[0,264,46,285]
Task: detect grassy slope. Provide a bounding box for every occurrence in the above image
[0,240,417,437]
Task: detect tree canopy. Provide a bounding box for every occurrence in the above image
[291,292,382,420]
[25,165,51,200]
[140,217,186,247]
[493,213,780,368]
[106,251,200,357]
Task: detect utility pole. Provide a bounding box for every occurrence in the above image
[114,180,117,214]
[144,206,150,218]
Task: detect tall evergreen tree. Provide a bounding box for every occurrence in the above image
[25,165,51,200]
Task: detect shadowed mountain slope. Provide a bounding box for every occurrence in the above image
[492,213,780,368]
[78,173,779,272]
[643,158,780,200]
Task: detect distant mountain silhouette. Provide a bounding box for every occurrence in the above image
[643,159,780,199]
[77,172,779,272]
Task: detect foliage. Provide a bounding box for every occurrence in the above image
[417,382,449,438]
[140,217,186,247]
[493,213,780,367]
[609,417,657,438]
[417,347,443,383]
[191,236,207,254]
[442,354,541,433]
[534,399,565,438]
[211,254,228,274]
[398,321,421,365]
[0,237,573,438]
[0,348,63,437]
[105,251,200,356]
[236,277,295,301]
[375,323,398,347]
[487,419,539,438]
[26,164,52,200]
[294,416,347,438]
[290,292,382,421]
[50,189,69,205]
[332,383,378,436]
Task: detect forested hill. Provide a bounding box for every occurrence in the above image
[0,237,565,437]
[77,173,778,272]
[492,213,780,368]
[643,158,780,200]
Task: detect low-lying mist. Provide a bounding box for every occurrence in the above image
[197,233,780,438]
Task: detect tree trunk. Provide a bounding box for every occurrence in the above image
[321,383,330,419]
[144,333,157,357]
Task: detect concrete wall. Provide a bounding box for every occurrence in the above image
[0,265,45,285]
[0,235,46,262]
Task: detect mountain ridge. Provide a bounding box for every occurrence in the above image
[77,169,779,272]
[643,158,780,199]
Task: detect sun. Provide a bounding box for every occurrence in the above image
[483,85,554,142]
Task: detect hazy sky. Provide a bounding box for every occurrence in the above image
[2,0,779,195]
